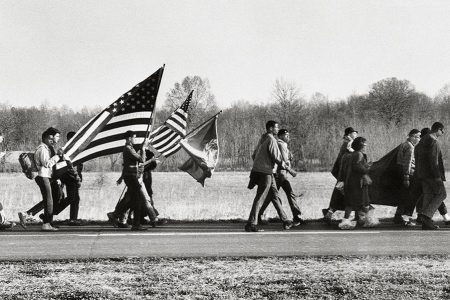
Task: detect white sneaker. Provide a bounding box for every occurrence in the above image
[41,223,58,232]
[339,218,356,230]
[363,210,380,228]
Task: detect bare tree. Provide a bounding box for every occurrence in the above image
[165,76,219,125]
[271,78,304,129]
[368,77,416,125]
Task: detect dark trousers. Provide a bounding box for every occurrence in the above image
[259,176,301,220]
[396,176,422,216]
[54,179,80,220]
[34,177,54,223]
[421,178,447,219]
[247,173,288,225]
[327,187,346,212]
[114,189,157,222]
[123,176,145,227]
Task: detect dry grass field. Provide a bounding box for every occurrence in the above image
[2,171,450,222]
[1,255,450,299]
[0,171,405,222]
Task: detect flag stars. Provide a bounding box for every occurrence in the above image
[120,100,124,104]
[113,108,117,112]
[127,92,132,96]
[137,100,141,104]
[142,104,146,108]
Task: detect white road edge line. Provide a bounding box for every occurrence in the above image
[2,231,383,237]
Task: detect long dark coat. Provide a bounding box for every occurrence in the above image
[343,151,370,209]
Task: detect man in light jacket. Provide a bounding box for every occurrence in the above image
[245,121,292,232]
[19,128,64,231]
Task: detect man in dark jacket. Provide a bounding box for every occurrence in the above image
[121,130,149,231]
[323,127,358,224]
[415,122,446,230]
[53,131,83,225]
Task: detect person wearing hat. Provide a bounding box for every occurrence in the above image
[416,127,450,225]
[415,122,447,230]
[322,127,358,224]
[392,129,421,226]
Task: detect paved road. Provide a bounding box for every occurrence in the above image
[1,222,450,260]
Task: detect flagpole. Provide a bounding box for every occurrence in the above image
[185,110,222,137]
[143,64,165,142]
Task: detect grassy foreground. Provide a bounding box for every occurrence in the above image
[1,256,450,299]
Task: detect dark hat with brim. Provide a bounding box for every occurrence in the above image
[344,127,358,136]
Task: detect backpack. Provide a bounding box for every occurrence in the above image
[18,152,38,180]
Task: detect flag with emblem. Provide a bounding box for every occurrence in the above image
[149,90,192,157]
[178,111,221,186]
[57,66,164,169]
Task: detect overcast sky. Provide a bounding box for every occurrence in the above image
[1,0,449,110]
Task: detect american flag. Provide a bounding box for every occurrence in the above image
[149,90,192,157]
[58,66,164,168]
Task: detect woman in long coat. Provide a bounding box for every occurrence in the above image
[339,137,378,229]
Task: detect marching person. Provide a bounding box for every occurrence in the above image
[19,128,65,231]
[338,137,378,229]
[323,127,358,224]
[415,127,450,225]
[392,129,421,226]
[245,120,293,232]
[107,149,159,228]
[415,122,447,230]
[52,131,84,225]
[0,133,15,230]
[119,130,149,231]
[258,129,304,226]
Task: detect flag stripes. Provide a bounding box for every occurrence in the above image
[148,91,192,157]
[57,66,164,168]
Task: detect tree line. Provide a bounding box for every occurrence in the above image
[1,76,450,172]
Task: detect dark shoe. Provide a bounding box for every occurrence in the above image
[156,218,168,225]
[416,215,423,224]
[293,217,306,226]
[68,219,83,226]
[117,223,130,229]
[283,221,293,230]
[393,214,403,225]
[131,226,148,231]
[244,223,264,232]
[420,214,439,230]
[107,212,119,228]
[322,209,332,225]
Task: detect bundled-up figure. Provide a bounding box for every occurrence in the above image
[338,137,379,229]
[0,202,15,230]
[323,127,358,224]
[415,122,447,230]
